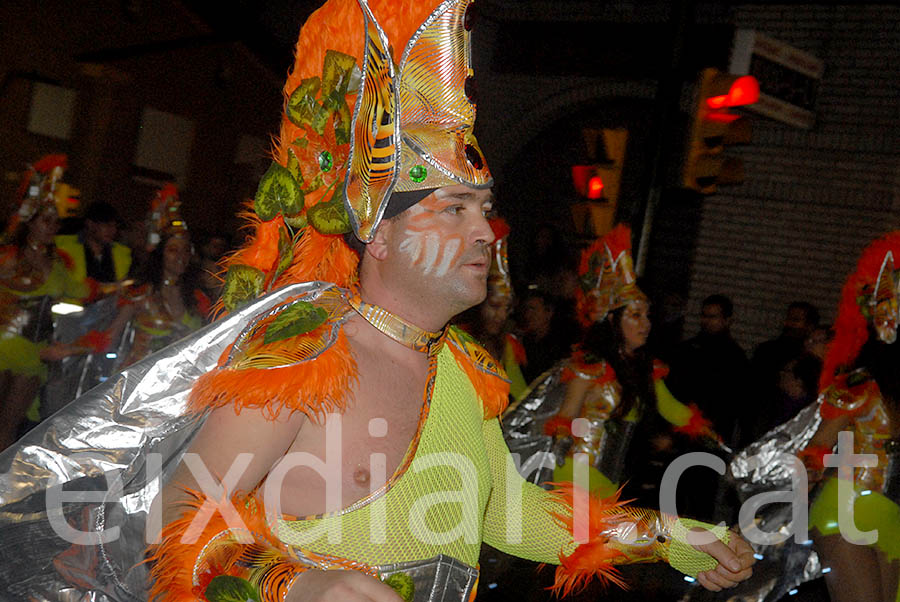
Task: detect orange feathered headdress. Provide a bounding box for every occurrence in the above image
[574,223,647,327]
[8,154,76,234]
[145,183,187,252]
[216,0,492,315]
[819,231,900,391]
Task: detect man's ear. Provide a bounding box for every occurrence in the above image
[365,220,392,261]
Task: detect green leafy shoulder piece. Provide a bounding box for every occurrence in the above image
[188,285,357,422]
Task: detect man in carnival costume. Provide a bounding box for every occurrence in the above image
[0,1,753,600]
[150,2,757,599]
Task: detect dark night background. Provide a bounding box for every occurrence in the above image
[2,0,898,351]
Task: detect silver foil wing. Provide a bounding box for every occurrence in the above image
[693,400,824,602]
[729,400,822,499]
[0,282,334,602]
[501,362,569,486]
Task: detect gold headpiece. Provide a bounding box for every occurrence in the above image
[8,154,80,234]
[487,217,512,301]
[575,223,646,327]
[146,183,187,252]
[217,0,491,313]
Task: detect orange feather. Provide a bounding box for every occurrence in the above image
[188,329,356,423]
[820,231,900,392]
[545,483,635,596]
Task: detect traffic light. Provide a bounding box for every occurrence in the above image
[571,128,627,236]
[682,68,759,194]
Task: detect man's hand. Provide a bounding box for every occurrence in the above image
[689,529,756,591]
[287,569,403,602]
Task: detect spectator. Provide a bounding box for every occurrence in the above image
[197,232,230,303]
[517,289,576,383]
[667,294,750,449]
[55,201,132,290]
[748,301,819,439]
[522,223,578,299]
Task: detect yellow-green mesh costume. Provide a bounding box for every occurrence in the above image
[278,343,572,566]
[149,289,731,601]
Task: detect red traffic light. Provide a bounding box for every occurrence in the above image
[572,166,607,200]
[706,75,759,110]
[587,175,604,199]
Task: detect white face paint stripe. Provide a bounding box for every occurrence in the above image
[421,232,441,274]
[434,237,460,277]
[399,231,423,264]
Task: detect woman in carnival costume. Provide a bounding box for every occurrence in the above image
[113,184,210,367]
[458,217,528,401]
[0,155,106,450]
[518,224,722,500]
[798,232,900,602]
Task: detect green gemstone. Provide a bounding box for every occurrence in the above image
[318,150,333,172]
[409,164,427,183]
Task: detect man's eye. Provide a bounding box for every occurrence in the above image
[444,205,462,215]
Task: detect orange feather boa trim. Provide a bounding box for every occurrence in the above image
[147,490,287,601]
[546,483,634,595]
[447,341,510,420]
[188,330,356,423]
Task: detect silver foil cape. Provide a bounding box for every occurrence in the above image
[0,282,481,602]
[0,283,322,601]
[683,401,824,602]
[501,364,568,485]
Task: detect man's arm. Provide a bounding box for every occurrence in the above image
[156,402,305,529]
[151,402,402,602]
[480,418,754,593]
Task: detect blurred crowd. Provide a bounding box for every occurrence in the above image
[459,220,831,525]
[0,155,234,451]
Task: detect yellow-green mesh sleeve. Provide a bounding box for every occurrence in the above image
[480,417,576,563]
[480,418,730,578]
[654,379,692,427]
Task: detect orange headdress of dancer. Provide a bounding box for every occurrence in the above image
[217,0,492,315]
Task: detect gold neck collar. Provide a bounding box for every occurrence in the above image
[347,292,446,356]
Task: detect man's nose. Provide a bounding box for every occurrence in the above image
[472,213,495,245]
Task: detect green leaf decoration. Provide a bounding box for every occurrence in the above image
[302,173,325,195]
[286,148,303,184]
[204,575,261,602]
[255,162,303,221]
[271,224,294,285]
[223,264,265,313]
[322,89,352,146]
[307,184,351,235]
[263,300,328,344]
[382,573,415,602]
[286,77,322,128]
[284,213,307,230]
[322,50,359,97]
[310,103,330,136]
